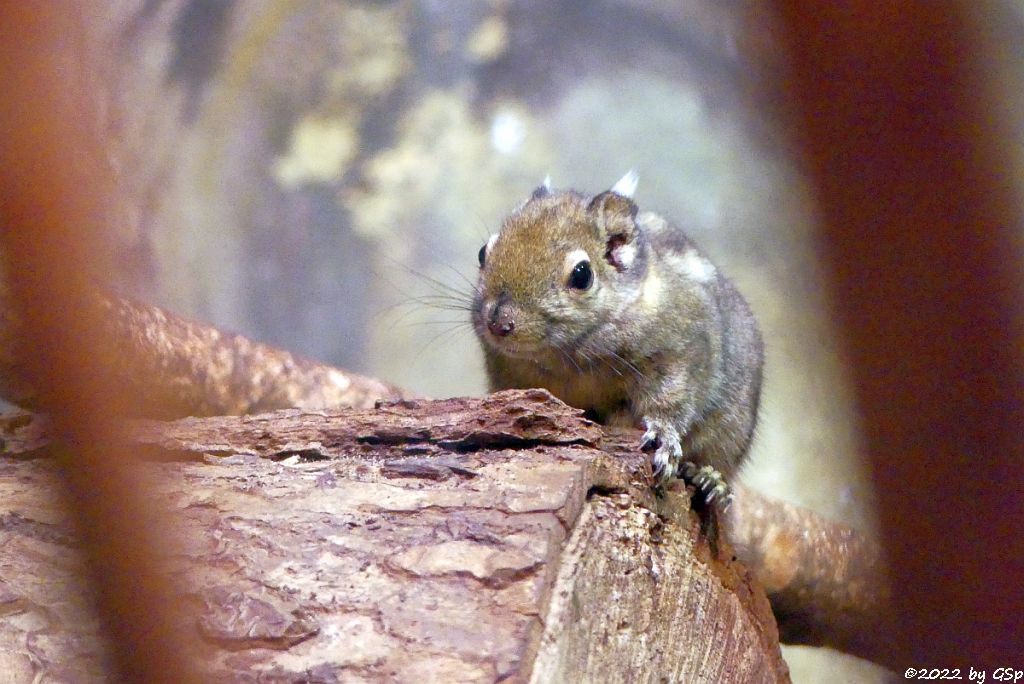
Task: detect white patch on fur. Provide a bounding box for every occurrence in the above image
[486,233,499,254]
[563,248,591,281]
[671,249,716,283]
[613,243,636,270]
[640,264,662,310]
[611,169,639,198]
[542,174,552,190]
[637,211,667,234]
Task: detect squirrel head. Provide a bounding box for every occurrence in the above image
[473,172,646,356]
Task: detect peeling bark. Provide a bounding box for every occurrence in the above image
[0,391,789,682]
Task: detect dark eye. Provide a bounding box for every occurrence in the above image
[478,244,487,267]
[568,260,593,290]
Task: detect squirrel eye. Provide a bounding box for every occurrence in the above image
[568,260,593,290]
[478,244,487,267]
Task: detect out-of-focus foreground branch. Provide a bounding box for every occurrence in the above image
[0,5,206,681]
[772,0,1024,665]
[0,287,408,419]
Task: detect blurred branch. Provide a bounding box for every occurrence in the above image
[729,484,896,670]
[0,5,206,681]
[771,0,1024,665]
[0,287,409,419]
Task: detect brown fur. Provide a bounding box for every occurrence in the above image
[472,182,763,529]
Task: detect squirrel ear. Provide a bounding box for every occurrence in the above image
[610,169,639,198]
[531,175,552,199]
[588,190,639,226]
[588,190,639,271]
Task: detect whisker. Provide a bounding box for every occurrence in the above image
[413,322,474,363]
[554,343,584,375]
[408,298,475,313]
[370,257,477,330]
[606,350,646,382]
[394,320,473,333]
[444,263,479,294]
[409,293,473,305]
[411,269,475,300]
[371,297,429,328]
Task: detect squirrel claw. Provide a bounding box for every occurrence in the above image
[640,419,682,486]
[639,421,733,511]
[680,462,732,510]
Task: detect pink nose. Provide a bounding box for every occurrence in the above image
[487,305,515,337]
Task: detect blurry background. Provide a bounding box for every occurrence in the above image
[76,0,912,679]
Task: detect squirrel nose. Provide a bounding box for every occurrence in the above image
[487,303,515,337]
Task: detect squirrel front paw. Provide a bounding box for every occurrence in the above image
[639,418,683,486]
[639,420,733,510]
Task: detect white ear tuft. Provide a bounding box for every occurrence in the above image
[542,175,552,191]
[610,169,639,198]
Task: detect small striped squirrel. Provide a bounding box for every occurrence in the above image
[472,173,763,540]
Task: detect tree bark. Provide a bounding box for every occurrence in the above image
[0,390,789,683]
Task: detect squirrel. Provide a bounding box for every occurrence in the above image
[471,172,763,545]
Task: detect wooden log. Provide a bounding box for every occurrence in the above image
[0,390,789,682]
